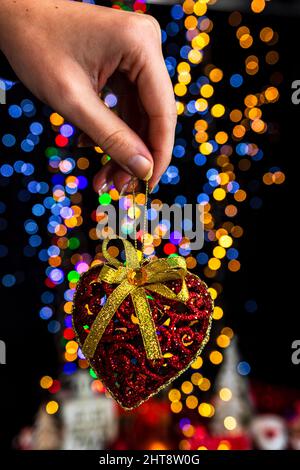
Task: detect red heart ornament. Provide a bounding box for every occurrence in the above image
[73,264,213,409]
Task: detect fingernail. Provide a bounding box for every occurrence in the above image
[98,180,113,195]
[119,179,132,197]
[120,177,138,197]
[144,168,153,182]
[127,155,153,181]
[149,182,158,194]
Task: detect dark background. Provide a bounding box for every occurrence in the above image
[0,0,299,449]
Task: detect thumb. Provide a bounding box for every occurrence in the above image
[64,82,153,181]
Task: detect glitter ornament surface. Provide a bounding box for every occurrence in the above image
[73,264,213,409]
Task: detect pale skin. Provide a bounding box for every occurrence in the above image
[0,0,177,192]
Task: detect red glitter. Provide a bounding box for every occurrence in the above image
[73,265,213,409]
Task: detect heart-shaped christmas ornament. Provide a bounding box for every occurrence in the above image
[73,238,213,409]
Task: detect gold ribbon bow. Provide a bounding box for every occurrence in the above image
[82,237,189,361]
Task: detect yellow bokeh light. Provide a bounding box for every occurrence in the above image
[213,247,226,261]
[225,204,238,217]
[199,378,211,392]
[230,109,243,123]
[186,395,199,409]
[191,372,203,385]
[185,15,198,30]
[244,94,258,108]
[174,83,187,97]
[236,26,250,40]
[66,340,78,354]
[182,424,195,438]
[216,228,228,239]
[171,401,183,413]
[248,107,262,120]
[273,171,285,185]
[46,401,59,415]
[65,352,78,362]
[207,287,217,300]
[193,32,210,50]
[178,71,191,85]
[148,441,168,451]
[265,86,279,102]
[210,350,223,365]
[213,306,224,320]
[181,381,194,394]
[194,1,207,17]
[198,403,214,418]
[200,142,213,155]
[195,119,208,131]
[186,256,197,269]
[179,440,191,450]
[251,118,266,133]
[64,301,73,314]
[209,68,223,83]
[176,101,185,115]
[168,388,181,402]
[215,131,228,145]
[217,334,231,348]
[183,0,195,15]
[201,84,214,98]
[234,189,247,202]
[263,172,273,185]
[188,49,203,64]
[219,235,233,248]
[195,98,208,112]
[224,416,237,430]
[177,62,190,73]
[260,27,274,42]
[40,376,53,389]
[222,327,234,339]
[213,188,226,201]
[240,34,253,49]
[219,387,233,402]
[208,257,221,270]
[191,356,203,369]
[228,259,241,272]
[50,112,64,126]
[218,442,231,450]
[128,206,141,220]
[251,0,266,13]
[195,131,208,143]
[211,104,225,118]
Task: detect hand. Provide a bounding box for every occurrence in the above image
[0,0,177,192]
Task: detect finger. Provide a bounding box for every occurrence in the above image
[93,161,135,194]
[136,34,177,188]
[60,68,154,181]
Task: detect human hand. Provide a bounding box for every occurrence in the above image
[0,0,177,192]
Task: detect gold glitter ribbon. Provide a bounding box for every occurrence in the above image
[82,237,189,361]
